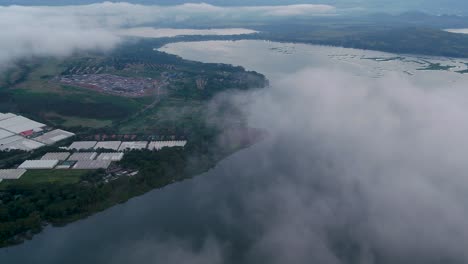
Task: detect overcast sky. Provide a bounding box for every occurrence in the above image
[1,0,468,15]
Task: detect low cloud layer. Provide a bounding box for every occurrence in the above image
[208,69,468,263]
[117,27,258,38]
[0,2,334,69]
[445,28,468,34]
[104,69,468,263]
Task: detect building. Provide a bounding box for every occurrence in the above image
[41,152,71,161]
[68,152,97,161]
[0,113,16,121]
[34,129,75,145]
[94,141,122,151]
[96,152,124,161]
[0,169,27,180]
[18,160,58,169]
[73,160,111,170]
[147,140,187,150]
[0,113,74,152]
[55,160,76,169]
[0,129,14,140]
[119,141,148,151]
[0,115,45,134]
[0,137,45,151]
[0,135,23,147]
[68,141,98,150]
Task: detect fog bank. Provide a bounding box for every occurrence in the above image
[103,68,468,264]
[0,2,334,69]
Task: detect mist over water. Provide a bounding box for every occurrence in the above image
[2,40,468,264]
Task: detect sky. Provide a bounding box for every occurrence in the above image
[1,0,468,14]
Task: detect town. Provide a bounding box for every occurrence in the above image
[56,74,163,97]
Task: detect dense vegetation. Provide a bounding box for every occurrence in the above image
[253,13,468,58]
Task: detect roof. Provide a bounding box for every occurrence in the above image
[0,135,23,146]
[20,130,34,136]
[18,160,58,169]
[0,129,14,140]
[0,115,45,134]
[94,141,122,151]
[0,113,16,121]
[96,152,124,161]
[34,129,75,145]
[73,160,111,169]
[56,165,72,169]
[0,169,27,179]
[68,152,97,161]
[148,140,187,150]
[41,152,71,161]
[68,141,97,150]
[0,137,45,151]
[119,141,148,151]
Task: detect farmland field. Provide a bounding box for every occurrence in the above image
[0,170,88,190]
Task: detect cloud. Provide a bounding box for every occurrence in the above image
[0,2,335,69]
[210,68,468,263]
[84,67,468,264]
[154,66,468,263]
[117,27,258,38]
[445,28,468,34]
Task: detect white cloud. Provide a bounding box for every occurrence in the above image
[0,2,335,69]
[227,68,468,262]
[445,28,468,34]
[117,27,258,38]
[99,67,468,263]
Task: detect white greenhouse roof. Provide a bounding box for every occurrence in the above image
[68,152,97,161]
[73,160,111,169]
[0,129,14,140]
[94,141,122,151]
[0,169,27,179]
[119,141,148,151]
[0,138,45,151]
[147,140,187,150]
[0,115,45,134]
[18,160,58,169]
[0,135,23,146]
[41,152,71,161]
[0,113,16,121]
[96,152,124,161]
[68,141,98,150]
[34,129,75,145]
